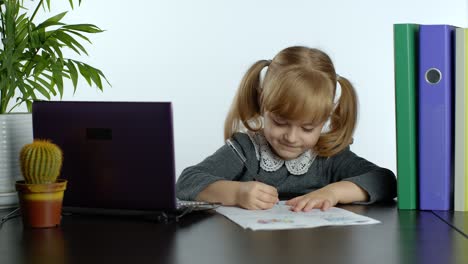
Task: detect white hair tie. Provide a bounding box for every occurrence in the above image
[321,74,341,133]
[334,75,341,106]
[259,64,269,89]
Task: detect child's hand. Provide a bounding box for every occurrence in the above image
[236,181,279,210]
[285,187,338,212]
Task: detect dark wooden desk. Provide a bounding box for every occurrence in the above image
[432,210,468,238]
[1,203,467,264]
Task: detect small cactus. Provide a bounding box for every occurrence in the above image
[20,140,63,184]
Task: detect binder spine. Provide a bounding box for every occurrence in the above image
[394,24,419,210]
[454,28,468,211]
[418,25,455,211]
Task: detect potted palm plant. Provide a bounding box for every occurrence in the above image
[0,0,108,208]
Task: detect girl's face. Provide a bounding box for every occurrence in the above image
[263,112,324,160]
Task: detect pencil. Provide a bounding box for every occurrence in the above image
[226,139,258,181]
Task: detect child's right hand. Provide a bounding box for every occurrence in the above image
[236,181,279,210]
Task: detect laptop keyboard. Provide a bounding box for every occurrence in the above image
[176,199,221,210]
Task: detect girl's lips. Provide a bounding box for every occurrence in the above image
[280,142,301,149]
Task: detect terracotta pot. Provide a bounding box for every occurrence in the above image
[15,179,67,228]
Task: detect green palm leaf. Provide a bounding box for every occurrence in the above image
[62,24,103,33]
[0,0,109,113]
[26,78,50,99]
[66,59,78,90]
[35,12,67,30]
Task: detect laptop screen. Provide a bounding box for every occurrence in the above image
[32,101,177,212]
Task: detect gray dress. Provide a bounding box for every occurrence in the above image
[176,132,396,203]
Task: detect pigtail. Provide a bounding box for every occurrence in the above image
[224,60,271,140]
[316,75,358,156]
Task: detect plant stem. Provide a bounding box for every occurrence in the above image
[0,4,5,40]
[30,0,45,22]
[7,99,24,113]
[0,2,6,113]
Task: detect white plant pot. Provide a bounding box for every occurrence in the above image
[0,113,33,208]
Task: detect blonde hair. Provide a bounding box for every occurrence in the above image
[224,46,358,157]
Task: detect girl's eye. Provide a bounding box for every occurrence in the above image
[272,118,287,126]
[302,127,315,133]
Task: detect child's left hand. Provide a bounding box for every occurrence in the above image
[285,187,338,212]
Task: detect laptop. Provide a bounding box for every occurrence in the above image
[32,101,217,218]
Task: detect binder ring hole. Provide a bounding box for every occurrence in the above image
[425,68,442,85]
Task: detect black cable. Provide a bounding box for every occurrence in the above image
[0,208,20,229]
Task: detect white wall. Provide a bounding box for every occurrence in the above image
[25,0,468,177]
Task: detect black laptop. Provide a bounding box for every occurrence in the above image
[32,101,216,218]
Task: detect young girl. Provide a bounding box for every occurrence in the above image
[176,46,396,212]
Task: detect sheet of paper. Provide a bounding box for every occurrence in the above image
[215,201,380,230]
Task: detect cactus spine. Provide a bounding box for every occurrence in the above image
[20,140,63,184]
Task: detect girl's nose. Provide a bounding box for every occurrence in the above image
[284,127,298,143]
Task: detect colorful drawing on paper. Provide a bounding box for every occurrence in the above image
[257,218,294,224]
[321,216,370,224]
[321,216,350,223]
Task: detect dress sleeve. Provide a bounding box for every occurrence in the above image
[175,133,253,200]
[328,147,397,204]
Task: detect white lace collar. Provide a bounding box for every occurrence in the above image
[247,131,316,175]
